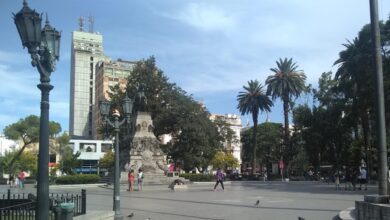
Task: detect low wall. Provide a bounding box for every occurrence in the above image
[356,195,390,220]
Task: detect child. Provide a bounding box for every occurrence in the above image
[127,169,135,192]
[137,168,144,191]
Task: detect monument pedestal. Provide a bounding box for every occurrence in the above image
[123,112,174,184]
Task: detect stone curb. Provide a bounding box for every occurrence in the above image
[49,183,106,189]
[338,207,355,220]
[74,211,114,220]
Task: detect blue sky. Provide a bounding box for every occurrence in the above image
[0,0,389,133]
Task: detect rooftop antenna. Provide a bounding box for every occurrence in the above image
[78,16,84,32]
[88,16,94,33]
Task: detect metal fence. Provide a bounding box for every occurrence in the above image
[0,189,86,219]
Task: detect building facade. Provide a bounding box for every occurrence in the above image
[69,30,106,139]
[93,59,135,139]
[210,114,243,166]
[69,139,113,173]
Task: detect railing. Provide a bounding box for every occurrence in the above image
[0,189,86,219]
[0,201,55,220]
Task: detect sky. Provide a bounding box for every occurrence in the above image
[0,0,389,133]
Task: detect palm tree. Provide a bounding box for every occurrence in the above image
[237,80,273,175]
[265,58,306,162]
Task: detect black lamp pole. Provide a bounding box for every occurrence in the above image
[13,1,60,220]
[100,96,133,220]
[369,0,388,196]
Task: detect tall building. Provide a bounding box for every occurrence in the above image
[93,59,135,139]
[69,29,106,139]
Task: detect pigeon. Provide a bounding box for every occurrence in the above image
[254,200,260,207]
[127,213,134,218]
[298,217,306,220]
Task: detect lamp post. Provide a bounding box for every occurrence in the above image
[369,0,388,196]
[100,96,133,220]
[13,1,60,220]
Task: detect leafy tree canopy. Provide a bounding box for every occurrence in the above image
[107,57,223,172]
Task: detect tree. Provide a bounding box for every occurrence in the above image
[212,116,239,152]
[241,122,282,176]
[106,57,223,171]
[210,151,239,171]
[265,58,306,167]
[59,146,81,175]
[100,151,114,170]
[237,80,273,174]
[1,151,37,177]
[3,115,62,171]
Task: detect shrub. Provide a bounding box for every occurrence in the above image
[56,174,100,184]
[179,173,214,182]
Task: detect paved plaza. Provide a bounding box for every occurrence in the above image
[1,181,375,220]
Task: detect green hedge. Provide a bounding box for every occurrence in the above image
[56,174,100,185]
[179,173,214,182]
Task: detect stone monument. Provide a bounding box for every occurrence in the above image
[121,111,170,184]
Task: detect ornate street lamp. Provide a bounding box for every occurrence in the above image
[13,1,60,220]
[100,97,133,220]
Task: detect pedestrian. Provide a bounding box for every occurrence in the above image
[8,175,15,188]
[344,167,352,190]
[359,168,367,190]
[351,167,358,191]
[335,171,340,190]
[213,168,225,191]
[127,169,135,192]
[18,170,25,189]
[137,168,144,191]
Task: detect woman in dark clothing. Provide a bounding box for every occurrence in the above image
[213,168,225,191]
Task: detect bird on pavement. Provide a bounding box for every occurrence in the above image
[298,217,306,220]
[127,213,134,218]
[254,200,260,207]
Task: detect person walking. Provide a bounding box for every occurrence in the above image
[213,168,225,191]
[137,168,144,191]
[344,167,352,190]
[335,171,340,190]
[359,168,367,190]
[127,169,135,192]
[18,170,25,189]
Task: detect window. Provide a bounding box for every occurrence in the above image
[80,143,97,152]
[101,144,112,152]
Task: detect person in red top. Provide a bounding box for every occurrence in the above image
[18,170,25,189]
[127,169,135,192]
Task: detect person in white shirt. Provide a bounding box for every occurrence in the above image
[359,168,367,190]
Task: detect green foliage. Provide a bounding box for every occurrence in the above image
[179,173,214,182]
[56,174,100,184]
[60,146,81,175]
[237,80,273,174]
[266,58,307,168]
[99,151,114,169]
[2,115,62,170]
[107,57,222,172]
[1,151,37,177]
[211,151,239,170]
[241,122,283,166]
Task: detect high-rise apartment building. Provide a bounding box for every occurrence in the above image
[69,30,106,139]
[93,59,135,139]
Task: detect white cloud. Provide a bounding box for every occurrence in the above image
[167,3,237,32]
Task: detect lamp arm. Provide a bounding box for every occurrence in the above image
[103,117,115,128]
[30,48,52,83]
[118,118,127,127]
